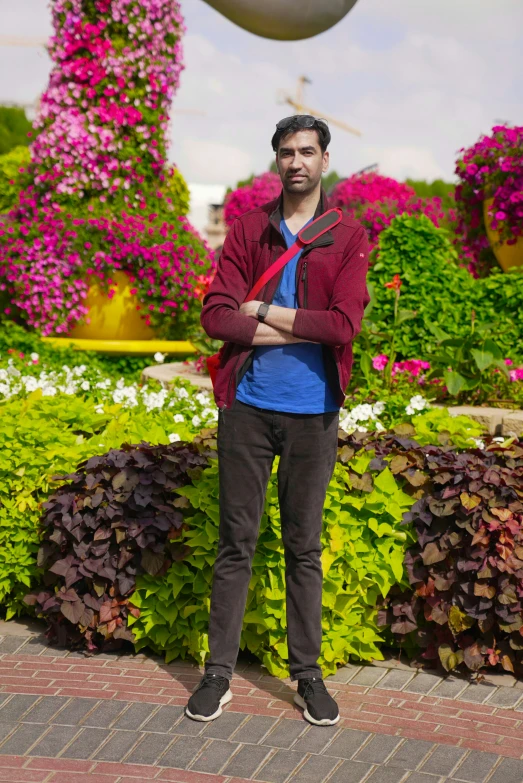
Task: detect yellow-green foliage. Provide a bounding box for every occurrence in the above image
[0,145,31,213]
[163,165,190,216]
[130,455,416,677]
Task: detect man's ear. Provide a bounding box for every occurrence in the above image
[322,150,330,174]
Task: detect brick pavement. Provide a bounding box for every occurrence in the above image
[1,628,523,783]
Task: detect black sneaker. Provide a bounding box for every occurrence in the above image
[294,677,340,726]
[185,673,232,722]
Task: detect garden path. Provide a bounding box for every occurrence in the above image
[1,622,523,783]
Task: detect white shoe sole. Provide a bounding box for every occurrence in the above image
[185,688,232,722]
[294,693,340,726]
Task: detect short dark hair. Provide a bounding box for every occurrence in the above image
[271,115,331,154]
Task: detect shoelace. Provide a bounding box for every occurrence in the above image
[301,678,328,699]
[198,674,228,693]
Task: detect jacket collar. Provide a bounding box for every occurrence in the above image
[269,188,335,250]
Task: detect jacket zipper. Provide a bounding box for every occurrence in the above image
[301,262,308,309]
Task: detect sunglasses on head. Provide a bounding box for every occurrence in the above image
[276,115,326,131]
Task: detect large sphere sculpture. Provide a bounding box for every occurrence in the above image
[202,0,359,40]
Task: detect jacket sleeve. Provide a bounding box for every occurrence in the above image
[292,226,370,347]
[200,219,259,347]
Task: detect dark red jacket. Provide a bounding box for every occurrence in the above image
[201,190,370,409]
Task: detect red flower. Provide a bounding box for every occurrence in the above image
[384,274,402,291]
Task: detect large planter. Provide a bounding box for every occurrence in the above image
[483,198,523,272]
[68,271,155,341]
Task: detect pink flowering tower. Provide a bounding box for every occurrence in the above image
[0,0,213,338]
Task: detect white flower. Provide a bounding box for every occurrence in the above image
[173,413,184,423]
[192,415,201,428]
[30,352,39,361]
[473,438,486,449]
[168,433,181,443]
[94,404,104,414]
[406,395,429,414]
[81,381,90,391]
[195,391,210,406]
[375,421,385,432]
[154,352,166,363]
[176,387,189,399]
[201,407,218,421]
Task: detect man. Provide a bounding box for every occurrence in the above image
[186,115,369,726]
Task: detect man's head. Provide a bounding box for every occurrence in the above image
[272,115,331,196]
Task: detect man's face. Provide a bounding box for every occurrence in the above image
[276,129,329,195]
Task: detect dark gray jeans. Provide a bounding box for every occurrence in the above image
[205,399,339,682]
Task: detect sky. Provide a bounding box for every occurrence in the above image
[1,0,522,188]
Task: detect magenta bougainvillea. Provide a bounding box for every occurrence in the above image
[331,171,449,249]
[0,0,213,337]
[455,125,523,275]
[223,172,282,227]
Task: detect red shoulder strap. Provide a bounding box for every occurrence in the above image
[244,208,342,303]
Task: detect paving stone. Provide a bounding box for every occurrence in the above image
[111,701,157,730]
[0,696,8,709]
[263,719,307,749]
[201,710,247,739]
[350,667,387,687]
[292,724,341,754]
[327,759,373,783]
[486,758,523,783]
[254,749,304,783]
[0,636,27,654]
[125,732,176,766]
[23,697,69,724]
[231,715,277,744]
[486,686,523,708]
[93,729,142,761]
[0,695,39,722]
[27,724,79,757]
[326,667,360,684]
[0,723,15,744]
[288,753,340,782]
[160,735,206,769]
[387,739,434,770]
[82,699,128,728]
[354,735,402,764]
[404,774,442,783]
[54,698,99,725]
[451,751,499,782]
[430,677,468,699]
[0,723,48,755]
[421,745,467,777]
[61,727,108,759]
[222,744,273,778]
[136,705,182,734]
[18,638,49,655]
[458,684,496,704]
[403,673,441,695]
[190,737,240,774]
[172,715,207,736]
[376,669,416,691]
[323,728,370,760]
[364,766,407,783]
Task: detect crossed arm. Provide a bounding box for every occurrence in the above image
[239,301,314,346]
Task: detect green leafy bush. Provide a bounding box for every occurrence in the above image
[130,448,415,676]
[0,106,32,156]
[25,441,211,650]
[0,146,31,213]
[363,214,523,368]
[0,385,216,618]
[379,437,523,675]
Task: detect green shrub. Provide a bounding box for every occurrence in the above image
[130,454,415,676]
[0,146,31,213]
[0,385,216,618]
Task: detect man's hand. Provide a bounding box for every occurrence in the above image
[239,301,263,319]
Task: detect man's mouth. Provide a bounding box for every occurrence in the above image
[289,174,306,181]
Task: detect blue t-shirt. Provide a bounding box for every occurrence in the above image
[236,218,339,414]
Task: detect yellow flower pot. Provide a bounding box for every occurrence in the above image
[483,198,523,272]
[68,270,155,340]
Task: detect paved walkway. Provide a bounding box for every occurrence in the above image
[1,623,523,783]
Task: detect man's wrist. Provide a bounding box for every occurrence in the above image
[257,302,270,322]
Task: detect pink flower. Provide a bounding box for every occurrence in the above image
[372,354,389,371]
